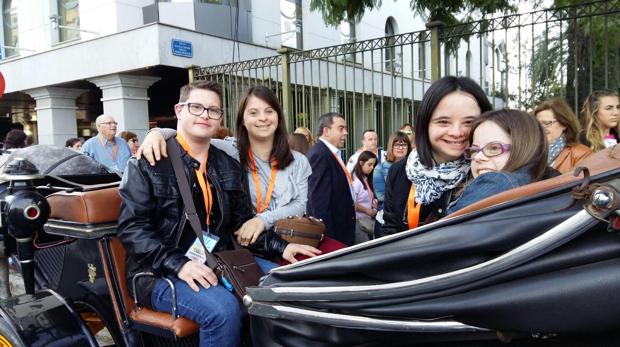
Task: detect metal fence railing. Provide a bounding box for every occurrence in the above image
[191,0,620,156]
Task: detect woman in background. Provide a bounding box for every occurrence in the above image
[372,132,411,237]
[580,89,620,152]
[288,133,310,154]
[120,131,139,157]
[534,98,591,174]
[351,151,378,244]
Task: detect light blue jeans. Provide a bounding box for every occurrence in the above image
[151,256,276,347]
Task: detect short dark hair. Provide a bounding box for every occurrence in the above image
[65,138,81,147]
[361,129,376,140]
[119,131,138,142]
[415,76,493,167]
[179,80,222,105]
[316,112,344,138]
[4,129,27,149]
[236,85,293,170]
[470,109,548,181]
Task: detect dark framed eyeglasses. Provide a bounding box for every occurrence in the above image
[179,103,224,120]
[393,142,409,149]
[463,142,511,160]
[539,120,558,128]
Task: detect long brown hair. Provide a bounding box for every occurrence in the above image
[352,151,377,192]
[236,85,293,170]
[469,109,548,181]
[534,98,581,146]
[580,89,620,151]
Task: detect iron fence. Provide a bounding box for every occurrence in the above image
[191,0,620,156]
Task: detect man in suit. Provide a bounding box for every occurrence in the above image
[307,112,356,245]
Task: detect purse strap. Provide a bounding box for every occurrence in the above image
[166,137,219,269]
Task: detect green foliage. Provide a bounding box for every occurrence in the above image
[309,0,517,27]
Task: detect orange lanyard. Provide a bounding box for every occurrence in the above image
[248,151,278,213]
[331,151,353,186]
[97,135,118,161]
[407,184,421,229]
[176,134,212,225]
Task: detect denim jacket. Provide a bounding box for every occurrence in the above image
[372,160,393,210]
[447,168,533,214]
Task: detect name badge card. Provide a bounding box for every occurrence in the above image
[185,231,219,263]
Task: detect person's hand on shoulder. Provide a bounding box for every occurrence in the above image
[136,130,167,166]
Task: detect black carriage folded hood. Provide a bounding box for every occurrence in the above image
[248,168,620,346]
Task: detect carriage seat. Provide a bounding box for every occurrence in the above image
[46,187,199,338]
[448,144,620,218]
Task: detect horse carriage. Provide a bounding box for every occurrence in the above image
[0,144,619,346]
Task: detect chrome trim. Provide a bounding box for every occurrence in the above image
[0,173,44,181]
[132,272,179,319]
[249,210,597,302]
[248,302,489,333]
[44,220,117,233]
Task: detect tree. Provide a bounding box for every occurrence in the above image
[309,0,517,27]
[527,0,620,113]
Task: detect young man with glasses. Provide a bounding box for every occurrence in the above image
[82,114,132,173]
[118,81,302,347]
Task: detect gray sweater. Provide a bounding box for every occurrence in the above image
[157,128,311,229]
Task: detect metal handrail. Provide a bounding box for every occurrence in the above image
[247,209,597,302]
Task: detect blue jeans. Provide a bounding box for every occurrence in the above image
[151,256,277,347]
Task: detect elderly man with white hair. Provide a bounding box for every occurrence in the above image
[82,114,132,173]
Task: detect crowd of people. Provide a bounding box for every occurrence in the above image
[0,75,617,347]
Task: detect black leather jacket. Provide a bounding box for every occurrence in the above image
[118,142,288,306]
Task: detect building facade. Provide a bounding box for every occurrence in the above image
[0,0,496,146]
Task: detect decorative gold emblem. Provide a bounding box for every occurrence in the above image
[87,263,97,284]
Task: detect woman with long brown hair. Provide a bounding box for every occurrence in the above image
[580,89,620,152]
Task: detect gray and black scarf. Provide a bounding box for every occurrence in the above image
[405,150,470,205]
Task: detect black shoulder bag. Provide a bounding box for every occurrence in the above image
[166,138,264,308]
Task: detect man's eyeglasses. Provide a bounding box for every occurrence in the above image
[463,142,511,160]
[180,103,224,120]
[99,121,118,126]
[393,142,409,149]
[539,120,558,128]
[401,130,413,135]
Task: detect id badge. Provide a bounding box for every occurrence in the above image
[185,231,220,263]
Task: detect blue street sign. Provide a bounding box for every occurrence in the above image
[171,39,193,58]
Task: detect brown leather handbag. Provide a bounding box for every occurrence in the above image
[274,216,325,248]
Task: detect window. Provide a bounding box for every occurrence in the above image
[279,0,302,49]
[58,0,80,42]
[384,17,397,71]
[2,0,18,58]
[465,50,472,77]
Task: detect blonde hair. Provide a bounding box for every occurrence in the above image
[294,126,314,145]
[580,89,620,152]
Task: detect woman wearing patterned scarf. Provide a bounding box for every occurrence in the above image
[382,76,492,235]
[534,98,591,174]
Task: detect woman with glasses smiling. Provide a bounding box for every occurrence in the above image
[534,98,592,174]
[447,109,548,214]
